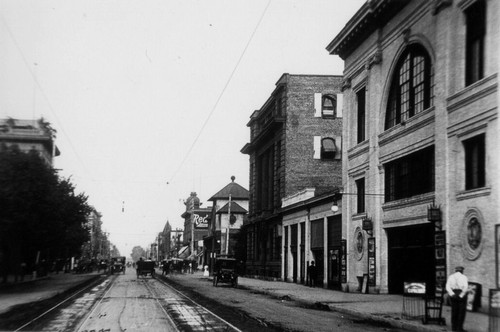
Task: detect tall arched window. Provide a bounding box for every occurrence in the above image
[385,44,433,130]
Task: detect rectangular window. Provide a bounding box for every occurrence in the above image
[256,147,275,212]
[310,219,324,249]
[384,146,435,202]
[464,134,485,190]
[356,178,365,213]
[357,88,366,143]
[247,230,255,260]
[465,0,486,86]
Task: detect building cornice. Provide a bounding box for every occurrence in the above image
[326,0,410,59]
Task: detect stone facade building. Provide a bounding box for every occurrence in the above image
[327,0,498,310]
[241,74,344,279]
[0,118,59,165]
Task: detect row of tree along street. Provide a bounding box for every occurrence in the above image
[0,144,93,282]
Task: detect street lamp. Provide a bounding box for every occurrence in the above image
[362,216,373,236]
[427,202,442,230]
[330,191,384,212]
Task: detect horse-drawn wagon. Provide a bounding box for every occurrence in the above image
[136,259,155,278]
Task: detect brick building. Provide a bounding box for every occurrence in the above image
[327,0,498,310]
[241,74,344,279]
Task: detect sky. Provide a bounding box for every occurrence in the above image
[0,0,365,258]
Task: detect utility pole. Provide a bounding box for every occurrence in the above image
[226,194,231,255]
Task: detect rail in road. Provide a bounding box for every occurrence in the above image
[14,270,242,332]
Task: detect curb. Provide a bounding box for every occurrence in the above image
[329,306,447,332]
[238,283,448,332]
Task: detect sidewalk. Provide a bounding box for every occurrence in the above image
[168,271,489,332]
[0,272,101,315]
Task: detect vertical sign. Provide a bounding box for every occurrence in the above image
[489,289,500,332]
[496,225,500,288]
[435,231,447,290]
[340,239,347,283]
[368,237,376,286]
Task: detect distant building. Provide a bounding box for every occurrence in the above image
[241,73,344,279]
[170,229,183,258]
[204,176,249,269]
[158,221,172,261]
[181,192,211,263]
[0,118,60,165]
[81,208,106,260]
[327,0,498,311]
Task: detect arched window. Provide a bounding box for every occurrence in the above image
[385,44,433,130]
[322,95,336,118]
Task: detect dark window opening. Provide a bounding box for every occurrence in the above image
[356,178,365,213]
[321,137,336,160]
[384,146,435,202]
[465,0,486,86]
[256,147,275,212]
[464,134,485,190]
[357,88,366,143]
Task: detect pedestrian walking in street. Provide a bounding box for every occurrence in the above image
[307,261,317,287]
[446,266,468,332]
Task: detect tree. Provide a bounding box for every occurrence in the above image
[0,144,91,278]
[130,246,146,263]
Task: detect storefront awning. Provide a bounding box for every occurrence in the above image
[178,246,190,259]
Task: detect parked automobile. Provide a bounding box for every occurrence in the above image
[110,256,126,274]
[213,258,238,287]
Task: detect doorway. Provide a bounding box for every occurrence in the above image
[311,249,324,287]
[387,224,435,294]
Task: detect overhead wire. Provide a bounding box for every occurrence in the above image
[0,14,90,177]
[168,0,272,185]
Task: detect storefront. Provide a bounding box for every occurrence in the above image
[281,191,343,288]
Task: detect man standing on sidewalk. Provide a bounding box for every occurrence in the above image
[307,261,317,287]
[446,266,468,332]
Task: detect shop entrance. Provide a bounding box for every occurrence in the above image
[387,224,435,294]
[311,249,324,287]
[328,247,342,289]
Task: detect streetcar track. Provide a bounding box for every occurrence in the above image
[74,276,117,332]
[142,279,180,332]
[12,272,243,332]
[13,274,108,332]
[153,276,243,332]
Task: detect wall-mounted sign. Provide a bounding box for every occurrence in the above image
[193,213,209,228]
[404,282,426,295]
[341,239,347,283]
[368,237,376,286]
[435,231,447,289]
